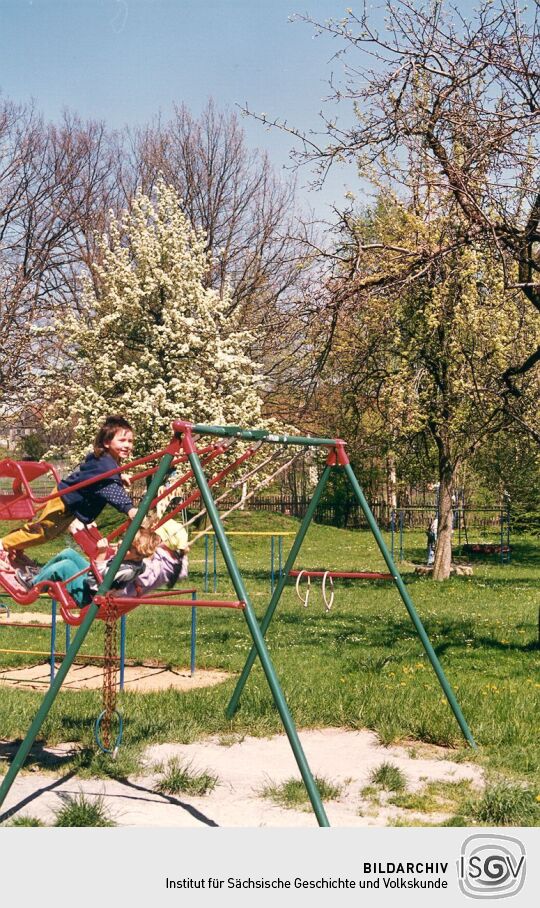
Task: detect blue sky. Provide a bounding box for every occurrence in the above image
[0,1,359,215]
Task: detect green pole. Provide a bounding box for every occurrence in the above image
[227,465,332,718]
[344,463,476,748]
[179,420,339,448]
[185,442,330,826]
[0,449,176,812]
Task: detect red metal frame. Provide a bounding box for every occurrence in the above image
[149,444,259,527]
[150,441,235,526]
[326,442,349,467]
[289,570,393,580]
[108,441,233,540]
[70,524,113,560]
[0,460,60,521]
[122,441,217,485]
[94,595,246,615]
[0,566,245,627]
[62,594,245,626]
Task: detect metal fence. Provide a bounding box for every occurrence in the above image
[2,464,531,535]
[216,496,396,528]
[214,496,516,532]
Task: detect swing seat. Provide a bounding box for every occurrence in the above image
[0,566,42,605]
[69,521,115,560]
[0,459,60,521]
[462,543,511,556]
[0,561,98,626]
[0,567,91,625]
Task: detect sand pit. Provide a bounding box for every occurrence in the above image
[0,661,232,692]
[0,728,484,828]
[0,611,54,626]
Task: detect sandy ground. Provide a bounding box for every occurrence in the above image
[0,610,53,625]
[0,662,231,692]
[0,728,484,828]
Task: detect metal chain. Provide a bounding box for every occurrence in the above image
[101,597,118,752]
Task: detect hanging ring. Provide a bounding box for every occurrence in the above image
[321,571,334,612]
[94,709,123,755]
[295,570,311,608]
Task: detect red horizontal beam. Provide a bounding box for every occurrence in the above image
[11,443,180,507]
[289,570,393,581]
[135,587,197,598]
[93,596,245,611]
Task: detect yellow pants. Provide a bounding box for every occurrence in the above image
[1,496,73,551]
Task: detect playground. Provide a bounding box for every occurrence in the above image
[1,518,539,825]
[0,423,538,827]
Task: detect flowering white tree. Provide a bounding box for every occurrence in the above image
[41,181,263,455]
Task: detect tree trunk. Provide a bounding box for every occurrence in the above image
[386,452,398,511]
[240,482,248,510]
[432,456,455,581]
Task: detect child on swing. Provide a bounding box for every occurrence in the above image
[133,518,189,594]
[16,528,162,607]
[17,519,188,606]
[89,518,189,598]
[0,415,138,570]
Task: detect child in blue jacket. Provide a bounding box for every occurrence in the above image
[0,415,138,568]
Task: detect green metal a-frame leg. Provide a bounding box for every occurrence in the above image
[226,463,333,719]
[225,440,476,750]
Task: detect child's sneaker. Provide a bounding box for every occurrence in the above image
[15,568,36,590]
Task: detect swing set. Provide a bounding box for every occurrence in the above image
[0,419,476,827]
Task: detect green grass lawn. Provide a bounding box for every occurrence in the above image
[1,509,539,799]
